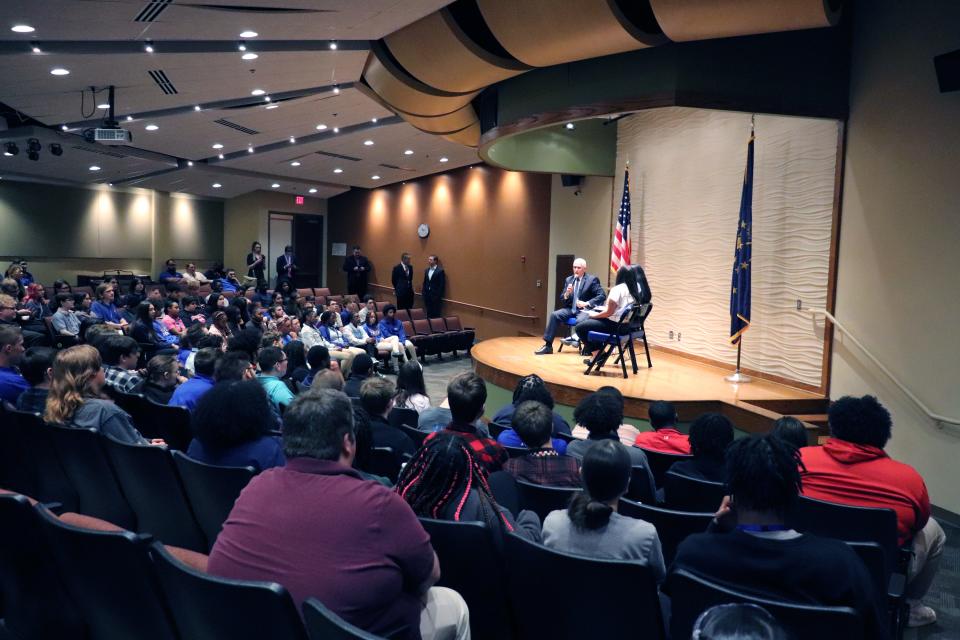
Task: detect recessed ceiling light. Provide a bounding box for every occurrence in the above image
[145,124,159,131]
[107,183,113,187]
[371,175,380,180]
[212,143,223,149]
[239,31,258,38]
[60,125,69,131]
[363,140,374,146]
[89,165,101,171]
[290,161,301,167]
[333,168,343,174]
[565,122,575,130]
[187,161,193,167]
[371,118,377,123]
[50,68,70,76]
[247,146,254,153]
[404,149,414,156]
[264,96,271,102]
[97,103,110,109]
[126,115,133,122]
[333,86,340,95]
[31,46,41,54]
[11,25,35,33]
[238,44,247,52]
[194,105,201,111]
[218,154,224,160]
[289,136,296,144]
[251,89,265,96]
[316,124,327,131]
[439,157,449,163]
[265,104,279,110]
[144,43,154,53]
[329,41,337,50]
[242,52,258,60]
[271,183,280,188]
[212,183,222,188]
[333,127,339,133]
[308,188,317,194]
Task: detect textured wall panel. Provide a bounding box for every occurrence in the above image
[649,0,841,42]
[616,108,838,387]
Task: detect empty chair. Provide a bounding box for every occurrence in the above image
[637,447,693,488]
[395,308,411,323]
[618,499,712,566]
[404,320,435,359]
[102,436,206,552]
[399,423,428,449]
[663,470,726,512]
[151,541,309,640]
[297,288,315,298]
[388,407,419,429]
[667,568,863,640]
[375,300,390,312]
[172,450,256,550]
[426,317,455,355]
[504,533,664,639]
[0,408,78,509]
[487,471,521,517]
[136,398,193,452]
[35,506,180,640]
[515,479,581,523]
[364,447,402,484]
[302,598,386,640]
[626,465,657,504]
[47,423,136,529]
[408,308,426,321]
[315,287,331,298]
[419,518,514,640]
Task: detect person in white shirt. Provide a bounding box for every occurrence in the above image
[181,262,210,285]
[392,360,431,414]
[299,308,323,351]
[574,265,643,363]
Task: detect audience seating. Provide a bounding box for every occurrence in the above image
[43,316,78,349]
[427,318,455,356]
[374,301,390,312]
[408,308,426,322]
[0,408,79,509]
[663,470,725,512]
[443,316,475,354]
[487,420,510,439]
[618,499,713,566]
[626,465,657,504]
[504,533,665,640]
[297,288,314,298]
[35,506,181,640]
[315,287,331,298]
[667,568,863,640]
[113,391,193,451]
[101,436,207,552]
[636,447,693,488]
[584,303,653,377]
[419,518,514,640]
[327,294,343,304]
[151,541,310,640]
[503,445,528,459]
[487,471,521,517]
[395,308,411,323]
[365,447,403,484]
[302,598,387,640]
[387,407,419,430]
[171,450,256,551]
[399,424,428,449]
[404,320,436,359]
[515,479,581,523]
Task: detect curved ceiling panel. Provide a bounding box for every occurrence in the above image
[649,0,842,42]
[403,104,480,135]
[362,46,479,118]
[384,9,529,94]
[443,122,482,148]
[476,0,666,68]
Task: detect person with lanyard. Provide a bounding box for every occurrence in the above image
[246,241,267,286]
[90,283,127,331]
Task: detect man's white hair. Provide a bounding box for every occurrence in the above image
[573,258,587,268]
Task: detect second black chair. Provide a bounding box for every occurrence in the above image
[515,479,581,523]
[663,470,726,512]
[302,598,387,640]
[618,499,713,566]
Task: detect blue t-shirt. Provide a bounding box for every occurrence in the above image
[218,278,239,293]
[497,429,568,455]
[186,436,285,473]
[378,318,407,342]
[168,375,215,412]
[90,301,122,324]
[0,367,31,405]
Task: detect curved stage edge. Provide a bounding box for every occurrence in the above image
[472,337,827,434]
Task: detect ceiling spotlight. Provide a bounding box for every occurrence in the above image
[247,146,254,153]
[26,139,41,161]
[212,143,223,149]
[264,96,271,102]
[97,103,110,109]
[31,46,41,54]
[49,143,63,156]
[187,161,193,167]
[145,124,159,131]
[238,43,247,52]
[329,41,338,50]
[3,142,18,156]
[144,42,154,53]
[333,127,339,133]
[126,115,133,122]
[251,89,265,96]
[212,183,222,188]
[565,122,575,130]
[333,86,340,95]
[239,30,258,38]
[11,25,35,33]
[289,136,296,144]
[60,125,69,131]
[50,67,69,76]
[371,175,380,180]
[291,161,301,167]
[271,183,280,188]
[89,165,101,171]
[308,188,317,194]
[316,124,327,131]
[242,52,258,60]
[265,104,279,110]
[218,154,224,160]
[404,149,413,156]
[371,118,377,123]
[333,168,343,174]
[194,105,201,111]
[107,183,113,187]
[439,157,449,163]
[363,140,374,146]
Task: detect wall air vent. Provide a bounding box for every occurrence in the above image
[135,0,174,23]
[70,145,127,159]
[187,4,329,14]
[148,69,178,95]
[378,163,405,170]
[315,150,361,162]
[213,119,260,135]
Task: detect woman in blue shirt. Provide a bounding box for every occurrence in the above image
[131,301,179,350]
[377,305,417,363]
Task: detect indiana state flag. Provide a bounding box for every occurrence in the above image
[730,132,753,344]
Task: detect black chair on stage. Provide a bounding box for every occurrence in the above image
[102,436,206,552]
[302,598,388,640]
[35,506,180,640]
[583,303,653,377]
[618,499,713,566]
[419,518,514,640]
[504,533,665,640]
[637,447,693,488]
[151,541,309,640]
[663,470,726,512]
[515,479,581,523]
[667,568,863,640]
[171,450,255,550]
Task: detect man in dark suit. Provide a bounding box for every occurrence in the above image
[275,245,297,287]
[535,258,605,355]
[342,245,372,297]
[422,255,445,318]
[391,253,414,309]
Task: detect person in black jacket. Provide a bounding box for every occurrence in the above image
[422,255,445,318]
[275,246,297,287]
[342,246,372,297]
[246,241,267,286]
[391,253,414,309]
[359,376,416,458]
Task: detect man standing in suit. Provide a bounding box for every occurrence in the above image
[535,258,605,355]
[422,255,445,318]
[342,246,372,298]
[391,253,414,309]
[276,245,297,287]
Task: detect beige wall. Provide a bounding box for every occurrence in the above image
[831,1,960,512]
[548,174,614,303]
[223,190,327,284]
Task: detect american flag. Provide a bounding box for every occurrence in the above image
[611,168,632,274]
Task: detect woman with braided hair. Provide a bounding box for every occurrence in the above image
[396,432,541,546]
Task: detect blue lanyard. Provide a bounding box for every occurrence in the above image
[737,524,789,532]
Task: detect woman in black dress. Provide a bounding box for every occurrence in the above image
[246,241,266,286]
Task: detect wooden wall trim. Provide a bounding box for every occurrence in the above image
[820,120,848,396]
[368,283,541,320]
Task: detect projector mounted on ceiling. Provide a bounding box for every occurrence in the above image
[82,85,133,145]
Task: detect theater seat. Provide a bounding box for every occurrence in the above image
[302,598,386,640]
[443,316,475,354]
[315,287,331,298]
[409,308,427,322]
[297,288,315,298]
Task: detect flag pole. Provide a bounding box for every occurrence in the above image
[725,115,755,385]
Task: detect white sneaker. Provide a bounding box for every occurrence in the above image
[907,601,937,627]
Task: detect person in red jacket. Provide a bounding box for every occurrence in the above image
[799,395,946,628]
[634,400,691,454]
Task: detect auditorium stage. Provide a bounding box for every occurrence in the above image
[472,337,827,429]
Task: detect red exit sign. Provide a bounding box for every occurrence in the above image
[295,196,304,205]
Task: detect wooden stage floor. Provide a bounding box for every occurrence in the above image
[472,337,824,423]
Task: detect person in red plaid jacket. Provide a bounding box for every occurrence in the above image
[425,371,507,472]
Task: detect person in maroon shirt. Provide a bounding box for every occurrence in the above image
[426,371,508,472]
[207,390,469,640]
[634,400,692,454]
[504,400,581,487]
